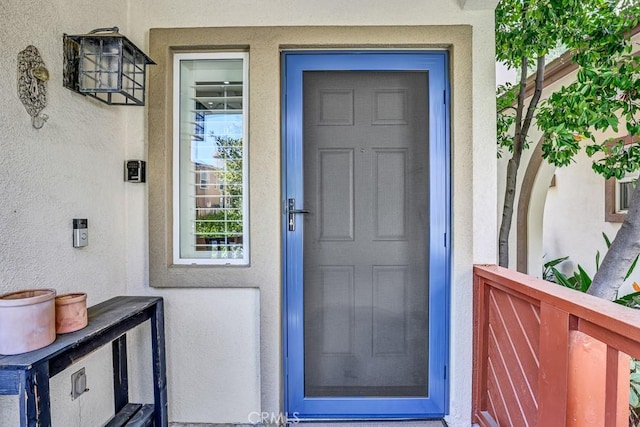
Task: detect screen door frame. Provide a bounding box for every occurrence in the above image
[282,50,451,419]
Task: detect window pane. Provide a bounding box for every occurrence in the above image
[619,181,634,212]
[174,53,248,264]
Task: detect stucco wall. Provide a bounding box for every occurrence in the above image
[0,1,133,426]
[542,149,640,296]
[0,1,497,426]
[129,9,496,427]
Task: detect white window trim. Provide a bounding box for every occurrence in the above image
[172,52,250,265]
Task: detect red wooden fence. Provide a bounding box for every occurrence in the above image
[473,265,640,427]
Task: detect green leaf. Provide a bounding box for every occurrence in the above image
[626,255,640,280]
[544,256,569,269]
[551,267,575,289]
[632,389,640,408]
[614,292,640,307]
[603,232,611,248]
[577,265,592,292]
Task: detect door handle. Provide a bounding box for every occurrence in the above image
[288,198,310,231]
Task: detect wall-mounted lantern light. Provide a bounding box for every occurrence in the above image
[63,27,155,106]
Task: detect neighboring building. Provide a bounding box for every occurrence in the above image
[195,163,223,216]
[0,1,498,426]
[497,27,640,295]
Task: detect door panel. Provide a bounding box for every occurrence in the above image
[283,52,450,419]
[317,149,354,240]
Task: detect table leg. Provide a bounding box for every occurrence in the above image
[19,364,51,427]
[151,299,168,427]
[112,334,129,413]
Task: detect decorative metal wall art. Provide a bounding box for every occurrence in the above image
[17,45,49,129]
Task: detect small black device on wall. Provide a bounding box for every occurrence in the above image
[125,160,146,183]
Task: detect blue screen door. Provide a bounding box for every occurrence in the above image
[283,51,450,419]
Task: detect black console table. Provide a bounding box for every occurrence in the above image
[0,296,167,427]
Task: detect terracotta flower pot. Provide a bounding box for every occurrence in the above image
[55,293,88,334]
[0,289,56,355]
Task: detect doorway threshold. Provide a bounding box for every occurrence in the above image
[170,422,447,427]
[291,421,446,427]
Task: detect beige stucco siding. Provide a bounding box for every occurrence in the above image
[142,25,481,425]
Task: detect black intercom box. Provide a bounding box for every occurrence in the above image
[125,160,146,183]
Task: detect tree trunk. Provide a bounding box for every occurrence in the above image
[590,183,640,300]
[499,156,521,267]
[498,55,546,268]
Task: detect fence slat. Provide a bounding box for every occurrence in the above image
[537,303,569,426]
[473,274,491,422]
[605,345,619,427]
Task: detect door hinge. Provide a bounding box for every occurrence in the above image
[444,232,447,247]
[444,365,447,379]
[443,90,446,104]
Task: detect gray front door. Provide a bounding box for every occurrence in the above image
[303,71,430,397]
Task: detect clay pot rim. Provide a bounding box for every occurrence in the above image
[55,293,87,305]
[0,289,56,307]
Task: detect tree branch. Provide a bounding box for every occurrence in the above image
[521,56,546,140]
[512,56,529,155]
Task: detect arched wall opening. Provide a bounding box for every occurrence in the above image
[517,136,556,277]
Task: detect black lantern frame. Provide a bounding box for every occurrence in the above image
[63,27,155,106]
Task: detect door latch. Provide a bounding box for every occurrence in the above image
[288,198,309,231]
